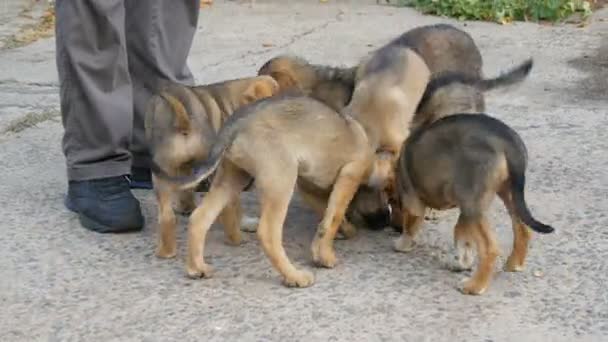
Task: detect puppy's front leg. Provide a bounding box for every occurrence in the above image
[311,161,365,268]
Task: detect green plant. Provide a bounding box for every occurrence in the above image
[398,0,593,24]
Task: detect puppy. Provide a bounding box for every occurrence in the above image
[339,45,430,237]
[151,94,393,288]
[392,113,555,295]
[145,75,279,259]
[257,55,357,112]
[356,58,535,230]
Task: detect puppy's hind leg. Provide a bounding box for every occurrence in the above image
[452,218,476,272]
[257,169,315,288]
[311,160,366,268]
[153,177,178,259]
[459,215,499,295]
[174,164,197,215]
[185,161,250,279]
[219,197,244,246]
[499,188,531,272]
[394,202,426,253]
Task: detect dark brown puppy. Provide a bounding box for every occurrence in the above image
[145,75,279,259]
[392,113,554,295]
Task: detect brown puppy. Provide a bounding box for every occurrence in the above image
[257,55,357,112]
[342,45,430,235]
[392,113,554,295]
[145,75,279,259]
[151,94,393,287]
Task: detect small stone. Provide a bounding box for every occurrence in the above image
[533,270,544,278]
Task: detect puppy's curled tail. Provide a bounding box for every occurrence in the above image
[508,171,554,234]
[478,58,534,91]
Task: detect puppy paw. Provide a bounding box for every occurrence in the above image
[240,215,259,233]
[505,257,525,272]
[458,277,487,296]
[338,220,357,240]
[283,270,315,288]
[155,244,177,259]
[311,240,338,268]
[393,235,415,253]
[224,232,242,246]
[186,261,214,279]
[456,241,475,271]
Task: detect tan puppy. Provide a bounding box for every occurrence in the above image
[392,113,554,295]
[145,75,279,259]
[346,45,430,199]
[151,94,392,287]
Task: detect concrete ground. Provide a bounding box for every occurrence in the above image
[1,0,607,341]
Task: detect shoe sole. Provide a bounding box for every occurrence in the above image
[64,196,143,234]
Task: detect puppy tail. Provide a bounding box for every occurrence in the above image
[478,58,534,92]
[508,171,555,234]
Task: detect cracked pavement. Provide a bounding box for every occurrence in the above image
[1,1,607,341]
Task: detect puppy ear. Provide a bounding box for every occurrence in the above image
[240,79,279,106]
[159,92,190,134]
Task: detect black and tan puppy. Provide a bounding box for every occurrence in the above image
[391,113,554,295]
[372,58,535,231]
[145,75,279,259]
[151,93,395,288]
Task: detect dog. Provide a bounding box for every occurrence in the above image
[145,75,279,259]
[150,93,395,288]
[338,44,431,237]
[257,55,357,112]
[356,58,535,231]
[391,113,555,295]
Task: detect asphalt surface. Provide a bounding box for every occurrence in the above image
[1,1,607,341]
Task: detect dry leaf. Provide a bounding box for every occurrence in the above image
[262,42,275,47]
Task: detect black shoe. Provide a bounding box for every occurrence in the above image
[65,175,144,233]
[129,167,153,189]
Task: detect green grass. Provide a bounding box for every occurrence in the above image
[397,0,593,24]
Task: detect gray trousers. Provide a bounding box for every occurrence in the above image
[54,0,200,181]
